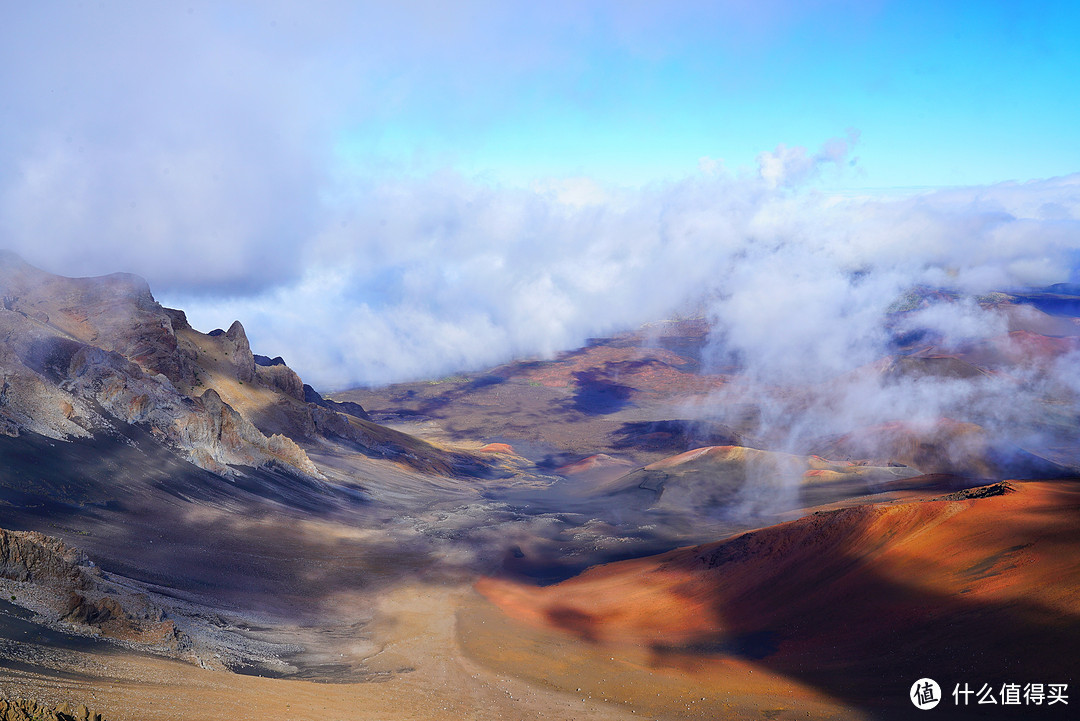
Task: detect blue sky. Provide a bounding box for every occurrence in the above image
[330,0,1080,189]
[2,1,1079,387]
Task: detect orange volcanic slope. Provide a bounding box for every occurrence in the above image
[478,480,1080,709]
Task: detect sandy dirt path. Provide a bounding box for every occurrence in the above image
[0,584,641,721]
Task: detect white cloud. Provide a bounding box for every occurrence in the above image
[155,168,1080,393]
[756,130,860,189]
[1,2,1077,404]
[531,177,610,207]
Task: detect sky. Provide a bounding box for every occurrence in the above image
[1,1,1079,388]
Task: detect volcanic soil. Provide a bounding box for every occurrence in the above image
[2,260,1079,720]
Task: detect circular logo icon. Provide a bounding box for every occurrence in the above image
[911,678,942,710]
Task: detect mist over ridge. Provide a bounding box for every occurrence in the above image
[165,167,1079,392]
[2,2,1077,391]
[1,0,1077,487]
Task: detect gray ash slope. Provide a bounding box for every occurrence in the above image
[0,253,517,678]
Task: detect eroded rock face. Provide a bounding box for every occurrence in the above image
[256,360,305,401]
[0,251,198,388]
[61,592,185,651]
[0,528,188,654]
[0,252,484,480]
[0,698,109,721]
[0,254,327,478]
[222,320,256,384]
[0,528,94,589]
[304,383,370,420]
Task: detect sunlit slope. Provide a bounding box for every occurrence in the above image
[598,444,921,513]
[479,480,1080,710]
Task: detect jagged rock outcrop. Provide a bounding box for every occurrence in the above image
[255,356,305,401]
[0,528,187,653]
[304,383,370,420]
[0,363,99,439]
[0,528,94,589]
[17,335,322,477]
[0,252,489,480]
[62,592,127,625]
[0,250,198,388]
[221,320,256,383]
[192,388,322,476]
[0,698,108,721]
[0,255,327,477]
[60,590,185,651]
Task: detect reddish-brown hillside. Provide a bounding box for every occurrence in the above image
[479,480,1080,713]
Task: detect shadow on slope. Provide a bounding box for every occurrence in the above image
[0,425,356,523]
[610,419,747,455]
[479,481,1080,719]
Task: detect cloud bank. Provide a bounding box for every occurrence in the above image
[1,2,1077,395]
[153,165,1077,391]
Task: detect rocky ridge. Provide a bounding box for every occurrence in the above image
[0,698,107,721]
[0,528,185,654]
[0,252,486,480]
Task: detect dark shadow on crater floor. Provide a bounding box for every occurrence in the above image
[565,370,634,415]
